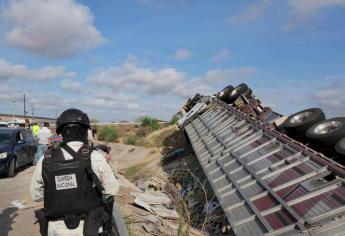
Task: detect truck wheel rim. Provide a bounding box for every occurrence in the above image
[290,111,314,124]
[314,121,343,134]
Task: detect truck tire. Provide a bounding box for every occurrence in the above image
[306,117,345,146]
[191,93,201,105]
[218,85,234,103]
[244,88,252,98]
[283,108,325,136]
[335,137,345,155]
[227,83,249,104]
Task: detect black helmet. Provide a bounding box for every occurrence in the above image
[56,108,91,134]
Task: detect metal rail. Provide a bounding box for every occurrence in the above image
[112,201,130,236]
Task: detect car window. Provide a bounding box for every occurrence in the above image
[0,133,11,145]
[16,132,23,142]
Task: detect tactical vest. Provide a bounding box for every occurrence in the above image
[42,144,103,223]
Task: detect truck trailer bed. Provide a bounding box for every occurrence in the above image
[183,99,345,236]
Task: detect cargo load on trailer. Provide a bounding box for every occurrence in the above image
[176,83,345,236]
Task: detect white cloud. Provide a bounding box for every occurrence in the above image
[0,59,75,80]
[229,0,270,24]
[174,48,192,60]
[213,49,230,63]
[87,63,185,95]
[286,0,345,30]
[0,58,260,121]
[73,62,257,121]
[202,67,258,84]
[0,85,22,101]
[88,62,259,98]
[313,80,345,117]
[1,0,106,58]
[61,79,83,92]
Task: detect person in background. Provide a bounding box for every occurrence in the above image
[31,122,41,138]
[34,122,51,165]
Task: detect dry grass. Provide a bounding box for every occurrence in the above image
[96,124,178,148]
[123,149,161,181]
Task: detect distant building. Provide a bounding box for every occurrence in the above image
[0,113,55,124]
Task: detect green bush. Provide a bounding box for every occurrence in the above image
[169,116,179,125]
[138,116,160,131]
[98,127,119,142]
[126,135,139,145]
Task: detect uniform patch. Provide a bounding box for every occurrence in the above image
[55,174,78,190]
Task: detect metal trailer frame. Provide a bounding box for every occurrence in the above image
[182,98,345,236]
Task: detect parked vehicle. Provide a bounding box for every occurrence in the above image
[0,122,8,128]
[0,128,37,177]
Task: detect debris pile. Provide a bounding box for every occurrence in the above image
[111,127,231,235]
[163,151,231,235]
[115,168,206,236]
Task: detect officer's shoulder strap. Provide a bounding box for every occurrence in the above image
[79,144,105,193]
[43,143,63,164]
[61,143,79,159]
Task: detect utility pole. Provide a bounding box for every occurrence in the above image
[31,102,35,120]
[24,94,26,119]
[11,98,16,121]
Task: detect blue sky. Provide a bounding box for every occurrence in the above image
[0,0,344,121]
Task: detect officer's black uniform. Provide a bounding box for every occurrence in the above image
[34,109,112,236]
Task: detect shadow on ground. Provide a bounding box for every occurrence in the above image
[0,207,18,236]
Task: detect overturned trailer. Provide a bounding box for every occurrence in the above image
[178,85,345,235]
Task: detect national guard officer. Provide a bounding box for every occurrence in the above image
[30,108,119,236]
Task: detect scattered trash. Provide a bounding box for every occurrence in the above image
[203,201,220,215]
[142,225,150,233]
[151,206,179,219]
[128,205,151,216]
[136,179,145,192]
[136,214,161,223]
[11,200,26,209]
[133,198,154,214]
[175,182,182,191]
[131,192,171,205]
